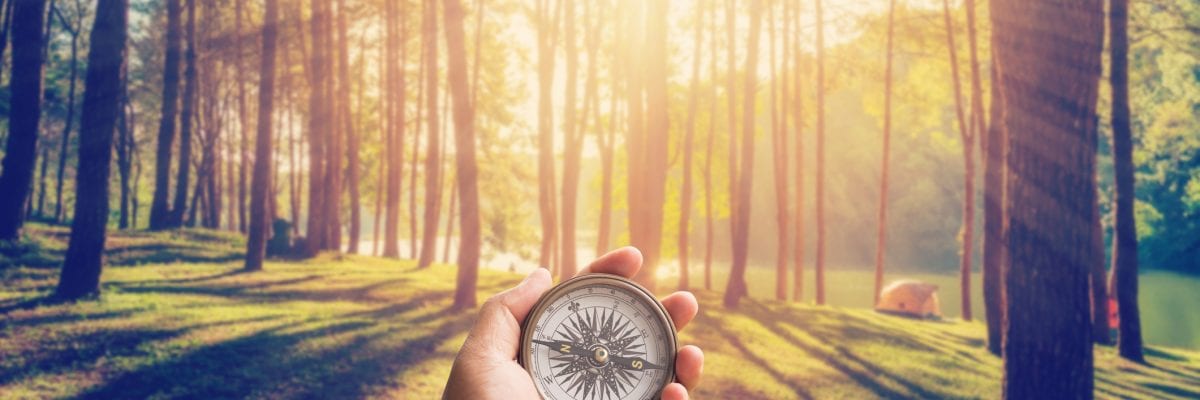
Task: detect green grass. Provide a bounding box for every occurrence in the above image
[1,225,1198,399]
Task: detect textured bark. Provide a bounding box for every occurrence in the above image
[1109,0,1143,363]
[992,0,1103,397]
[723,0,761,308]
[873,0,896,306]
[680,0,703,292]
[814,0,827,305]
[56,0,126,299]
[982,62,1006,356]
[942,0,974,321]
[0,0,47,241]
[170,0,198,228]
[147,0,180,230]
[443,0,481,309]
[245,0,278,272]
[417,0,442,268]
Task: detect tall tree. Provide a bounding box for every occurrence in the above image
[442,0,480,309]
[942,0,974,321]
[383,0,406,259]
[116,76,135,230]
[169,0,198,228]
[679,0,703,291]
[535,0,558,273]
[873,0,897,305]
[0,0,48,241]
[723,0,762,308]
[52,1,84,223]
[148,0,181,230]
[245,0,279,272]
[560,0,580,278]
[305,0,330,254]
[814,0,827,305]
[992,0,1103,396]
[417,0,442,268]
[235,0,248,233]
[791,0,805,302]
[628,0,671,292]
[768,1,788,301]
[704,0,718,291]
[337,0,360,254]
[56,0,126,300]
[1109,0,1144,363]
[982,63,1006,356]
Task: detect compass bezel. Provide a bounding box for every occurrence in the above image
[519,273,678,399]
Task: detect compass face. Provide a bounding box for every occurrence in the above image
[520,274,677,400]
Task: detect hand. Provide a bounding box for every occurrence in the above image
[442,247,705,399]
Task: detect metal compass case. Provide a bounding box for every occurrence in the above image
[519,274,678,400]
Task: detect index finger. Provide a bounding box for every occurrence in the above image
[576,246,643,279]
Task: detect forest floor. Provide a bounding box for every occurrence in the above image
[2,225,1199,399]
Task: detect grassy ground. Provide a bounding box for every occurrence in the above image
[1,225,1198,399]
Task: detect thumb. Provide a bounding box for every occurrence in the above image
[461,268,552,361]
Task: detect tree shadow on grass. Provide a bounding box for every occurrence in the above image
[113,276,419,306]
[0,327,186,387]
[709,321,815,400]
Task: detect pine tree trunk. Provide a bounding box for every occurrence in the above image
[767,2,788,301]
[723,0,762,308]
[982,62,1006,356]
[992,0,1102,396]
[56,0,126,299]
[560,0,580,279]
[169,0,198,228]
[54,29,79,223]
[335,0,359,254]
[873,0,896,306]
[535,0,558,273]
[0,0,46,241]
[814,0,827,305]
[148,0,181,231]
[417,0,442,268]
[304,0,329,254]
[245,0,278,272]
[443,0,480,309]
[704,0,718,292]
[680,0,703,292]
[235,0,248,234]
[1109,0,1143,363]
[942,0,973,321]
[116,80,133,230]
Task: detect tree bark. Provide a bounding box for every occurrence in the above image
[560,0,580,278]
[814,0,827,305]
[336,0,359,254]
[723,0,761,308]
[116,81,134,230]
[53,15,80,223]
[147,0,180,231]
[873,0,897,306]
[791,0,805,302]
[1109,0,1143,363]
[169,0,198,228]
[942,0,974,321]
[443,0,480,309]
[245,0,278,272]
[56,0,126,299]
[768,2,788,301]
[417,0,442,268]
[704,0,718,292]
[0,0,48,241]
[305,0,329,254]
[982,62,1006,356]
[992,0,1103,396]
[680,0,703,292]
[235,0,248,233]
[535,0,558,273]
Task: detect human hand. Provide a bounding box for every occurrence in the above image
[442,247,704,399]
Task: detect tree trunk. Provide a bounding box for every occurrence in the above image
[245,0,278,272]
[723,0,762,308]
[992,0,1102,396]
[36,140,50,217]
[54,28,79,223]
[791,0,805,302]
[336,0,359,254]
[724,0,738,256]
[704,0,717,292]
[56,0,126,300]
[305,0,329,254]
[942,0,973,321]
[169,0,197,228]
[148,0,180,231]
[982,62,1006,356]
[814,0,827,305]
[595,73,615,257]
[235,0,248,233]
[627,0,670,292]
[536,0,558,273]
[560,0,580,279]
[767,2,788,301]
[0,0,47,241]
[417,0,442,268]
[116,83,133,230]
[873,0,897,306]
[680,0,703,292]
[1109,0,1143,363]
[442,0,480,309]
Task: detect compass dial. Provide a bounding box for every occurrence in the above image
[520,274,677,400]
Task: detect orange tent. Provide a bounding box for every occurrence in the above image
[875,280,942,319]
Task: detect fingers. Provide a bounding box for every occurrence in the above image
[675,345,704,391]
[661,383,689,400]
[661,291,699,331]
[576,246,643,279]
[460,268,552,360]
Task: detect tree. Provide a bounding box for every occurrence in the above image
[115,74,136,230]
[768,1,788,301]
[982,63,1005,356]
[535,0,558,273]
[723,0,762,308]
[628,0,671,292]
[337,0,360,254]
[148,0,181,231]
[873,0,897,305]
[443,0,480,309]
[814,0,827,305]
[52,0,86,224]
[942,0,974,321]
[244,0,279,272]
[791,0,805,303]
[170,0,198,228]
[560,0,580,278]
[704,0,718,291]
[305,0,330,254]
[679,0,703,291]
[235,0,248,233]
[1109,0,1144,363]
[383,0,405,258]
[0,0,48,242]
[56,0,126,300]
[992,0,1103,396]
[417,0,442,269]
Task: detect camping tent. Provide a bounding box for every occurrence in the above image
[875,280,942,318]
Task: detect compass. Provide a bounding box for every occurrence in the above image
[520,274,678,400]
